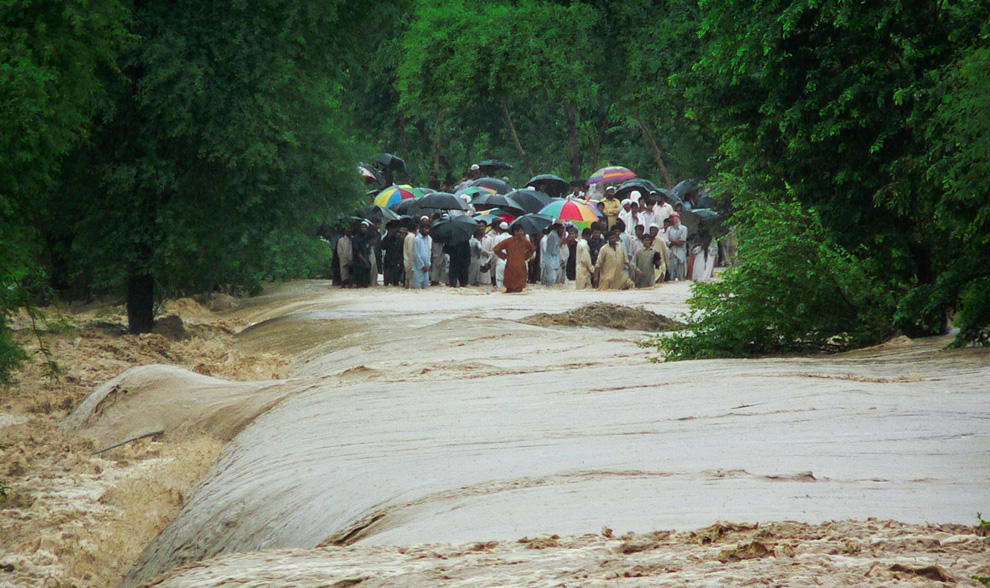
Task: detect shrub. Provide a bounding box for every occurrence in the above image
[653,198,894,360]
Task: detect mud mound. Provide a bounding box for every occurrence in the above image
[521,302,682,331]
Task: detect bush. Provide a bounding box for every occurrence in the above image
[653,198,894,360]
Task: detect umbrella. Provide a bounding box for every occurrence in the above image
[474,208,518,226]
[471,192,525,211]
[524,174,569,198]
[417,186,437,195]
[374,153,412,177]
[511,213,555,235]
[696,195,717,209]
[390,198,423,215]
[455,186,489,199]
[690,208,721,222]
[477,159,513,174]
[672,179,699,199]
[504,189,555,214]
[354,205,400,223]
[615,178,661,201]
[588,166,637,185]
[358,163,387,189]
[471,177,512,194]
[430,215,479,245]
[411,192,469,214]
[538,197,602,230]
[374,185,423,208]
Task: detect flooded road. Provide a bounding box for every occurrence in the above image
[61,281,990,587]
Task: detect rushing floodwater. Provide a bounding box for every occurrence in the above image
[62,281,990,587]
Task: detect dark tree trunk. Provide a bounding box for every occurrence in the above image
[500,99,533,178]
[589,112,609,172]
[432,107,446,178]
[127,272,155,334]
[632,113,674,188]
[564,101,582,180]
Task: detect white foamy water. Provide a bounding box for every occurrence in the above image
[62,282,988,587]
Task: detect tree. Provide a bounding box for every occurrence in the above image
[0,0,128,380]
[58,0,394,333]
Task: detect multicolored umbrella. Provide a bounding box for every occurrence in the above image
[375,185,422,208]
[537,197,602,230]
[588,166,637,185]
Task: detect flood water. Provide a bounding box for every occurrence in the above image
[64,281,989,587]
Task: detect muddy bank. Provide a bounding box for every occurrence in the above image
[0,296,289,588]
[520,302,683,331]
[145,519,990,587]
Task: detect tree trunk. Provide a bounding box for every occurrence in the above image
[398,108,409,168]
[500,99,533,178]
[127,272,155,334]
[432,107,445,178]
[632,113,674,188]
[564,101,582,180]
[589,113,609,172]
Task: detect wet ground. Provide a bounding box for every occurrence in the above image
[47,280,988,586]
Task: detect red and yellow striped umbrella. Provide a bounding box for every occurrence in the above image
[588,166,637,185]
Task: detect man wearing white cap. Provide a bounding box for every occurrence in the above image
[666,213,688,280]
[493,221,511,289]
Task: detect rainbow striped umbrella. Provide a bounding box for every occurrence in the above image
[588,166,637,185]
[374,185,423,208]
[537,197,602,230]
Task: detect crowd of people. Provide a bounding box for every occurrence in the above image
[329,183,728,293]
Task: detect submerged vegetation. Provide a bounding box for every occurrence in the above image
[2,0,989,375]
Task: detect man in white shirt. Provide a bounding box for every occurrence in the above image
[492,221,511,289]
[665,213,688,281]
[412,222,433,289]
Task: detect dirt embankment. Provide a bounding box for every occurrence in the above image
[521,302,683,331]
[0,296,289,588]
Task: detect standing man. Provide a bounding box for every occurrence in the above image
[631,234,659,288]
[595,229,634,290]
[493,221,511,289]
[575,228,595,290]
[412,222,433,289]
[381,221,405,286]
[601,186,621,229]
[351,221,373,288]
[469,226,485,286]
[493,224,536,293]
[540,223,562,286]
[666,212,688,281]
[403,219,417,288]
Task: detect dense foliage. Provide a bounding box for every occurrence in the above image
[2,0,989,379]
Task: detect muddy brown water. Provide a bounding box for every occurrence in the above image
[59,281,990,587]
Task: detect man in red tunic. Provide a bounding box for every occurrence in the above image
[493,224,536,293]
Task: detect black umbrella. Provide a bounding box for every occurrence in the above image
[478,159,513,174]
[672,179,699,199]
[504,189,555,214]
[354,205,400,223]
[615,178,661,201]
[411,192,469,214]
[471,192,525,211]
[389,198,421,215]
[525,174,569,198]
[430,214,479,245]
[358,163,387,190]
[511,213,555,235]
[696,195,717,209]
[471,177,512,194]
[691,208,721,222]
[374,153,412,176]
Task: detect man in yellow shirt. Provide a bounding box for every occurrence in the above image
[601,185,622,229]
